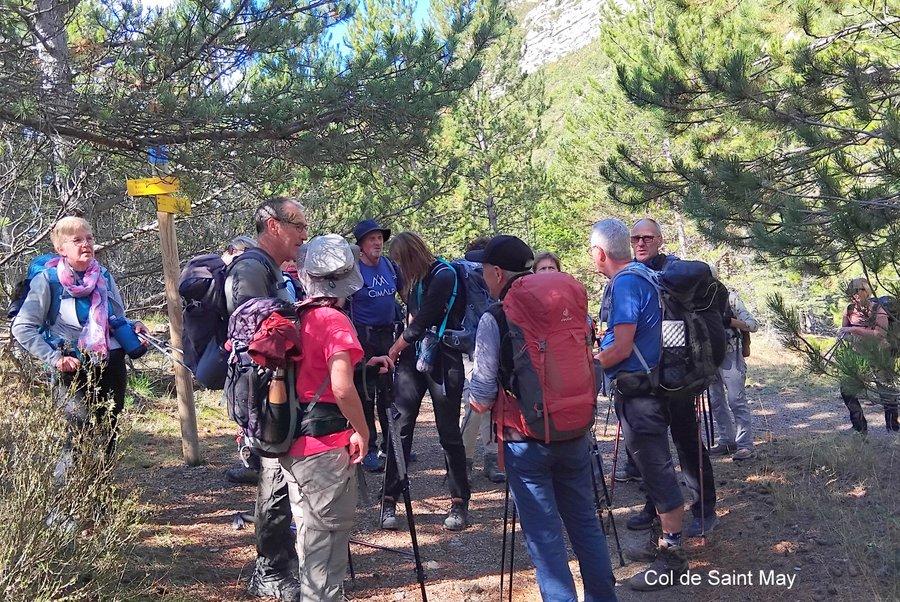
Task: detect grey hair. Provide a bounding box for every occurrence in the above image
[253,196,306,234]
[502,268,530,281]
[226,235,256,253]
[590,219,632,261]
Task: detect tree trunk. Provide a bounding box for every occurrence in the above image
[33,0,78,214]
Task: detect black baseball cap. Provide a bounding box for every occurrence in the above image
[465,235,534,272]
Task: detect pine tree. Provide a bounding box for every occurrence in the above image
[603,0,900,392]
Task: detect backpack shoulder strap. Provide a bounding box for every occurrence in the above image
[487,304,515,394]
[230,248,282,292]
[44,268,63,328]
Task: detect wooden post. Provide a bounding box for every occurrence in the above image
[157,210,201,465]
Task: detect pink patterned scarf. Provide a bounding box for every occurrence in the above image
[48,256,110,357]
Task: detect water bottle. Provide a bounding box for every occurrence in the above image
[416,328,440,374]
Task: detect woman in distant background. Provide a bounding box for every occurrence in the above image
[533,251,561,273]
[838,277,898,433]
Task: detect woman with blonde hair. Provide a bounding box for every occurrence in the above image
[12,216,147,481]
[383,232,471,531]
[838,277,899,433]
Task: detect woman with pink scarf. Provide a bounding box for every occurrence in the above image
[12,217,147,481]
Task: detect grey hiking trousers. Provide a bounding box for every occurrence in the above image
[708,345,754,450]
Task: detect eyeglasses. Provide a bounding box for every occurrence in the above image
[279,218,309,233]
[852,287,868,293]
[630,235,657,244]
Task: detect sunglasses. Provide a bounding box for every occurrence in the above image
[630,235,657,244]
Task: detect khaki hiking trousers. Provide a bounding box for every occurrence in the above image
[279,447,358,601]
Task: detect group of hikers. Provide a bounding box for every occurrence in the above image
[8,197,899,601]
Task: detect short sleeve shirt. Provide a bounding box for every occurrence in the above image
[289,306,363,457]
[294,307,364,402]
[350,258,399,327]
[600,263,662,378]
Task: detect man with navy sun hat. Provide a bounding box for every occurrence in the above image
[349,219,404,472]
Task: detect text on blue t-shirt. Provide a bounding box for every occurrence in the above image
[350,257,399,327]
[600,264,662,378]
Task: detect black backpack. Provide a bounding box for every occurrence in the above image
[438,260,493,354]
[178,247,277,389]
[607,260,728,401]
[876,295,900,356]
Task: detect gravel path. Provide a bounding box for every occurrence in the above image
[124,339,897,601]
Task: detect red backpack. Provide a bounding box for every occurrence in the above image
[491,272,596,448]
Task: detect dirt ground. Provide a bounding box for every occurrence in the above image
[122,341,899,601]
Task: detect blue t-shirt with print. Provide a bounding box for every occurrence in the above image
[351,257,399,327]
[600,263,662,379]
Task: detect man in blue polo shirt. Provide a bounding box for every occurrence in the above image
[592,218,688,591]
[350,219,402,472]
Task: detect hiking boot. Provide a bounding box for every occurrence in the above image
[380,502,399,530]
[685,514,718,538]
[443,501,469,531]
[733,448,756,461]
[626,508,658,531]
[709,442,736,456]
[624,537,659,562]
[225,465,260,485]
[614,467,642,483]
[247,570,302,600]
[628,543,688,591]
[483,453,506,483]
[362,451,384,473]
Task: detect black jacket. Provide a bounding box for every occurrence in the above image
[402,260,465,344]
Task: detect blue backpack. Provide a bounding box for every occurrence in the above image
[8,253,114,330]
[8,253,146,358]
[438,259,493,355]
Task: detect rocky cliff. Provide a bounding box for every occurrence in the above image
[515,0,604,73]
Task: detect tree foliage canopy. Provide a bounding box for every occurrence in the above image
[604,1,900,282]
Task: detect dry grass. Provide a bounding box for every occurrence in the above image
[0,356,145,601]
[767,434,899,601]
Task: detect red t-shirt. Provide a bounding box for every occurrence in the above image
[288,306,363,457]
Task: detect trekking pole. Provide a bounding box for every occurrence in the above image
[706,388,715,447]
[701,391,712,448]
[610,422,622,497]
[590,436,625,566]
[499,481,510,601]
[695,398,707,544]
[347,546,355,582]
[136,332,194,372]
[508,503,517,602]
[387,412,428,602]
[602,399,613,437]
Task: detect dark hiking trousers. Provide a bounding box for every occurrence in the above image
[637,396,716,520]
[383,346,470,504]
[255,456,298,577]
[353,324,393,454]
[53,348,127,456]
[840,389,868,433]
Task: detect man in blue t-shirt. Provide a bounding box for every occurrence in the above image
[349,219,402,472]
[592,218,688,591]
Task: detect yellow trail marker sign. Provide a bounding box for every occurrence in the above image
[126,176,180,197]
[156,193,191,215]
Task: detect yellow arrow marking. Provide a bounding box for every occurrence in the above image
[156,193,191,215]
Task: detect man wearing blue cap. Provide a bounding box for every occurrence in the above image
[349,219,403,472]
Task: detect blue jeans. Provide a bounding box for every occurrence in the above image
[505,437,617,602]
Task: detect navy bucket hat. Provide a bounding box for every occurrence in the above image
[353,219,391,244]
